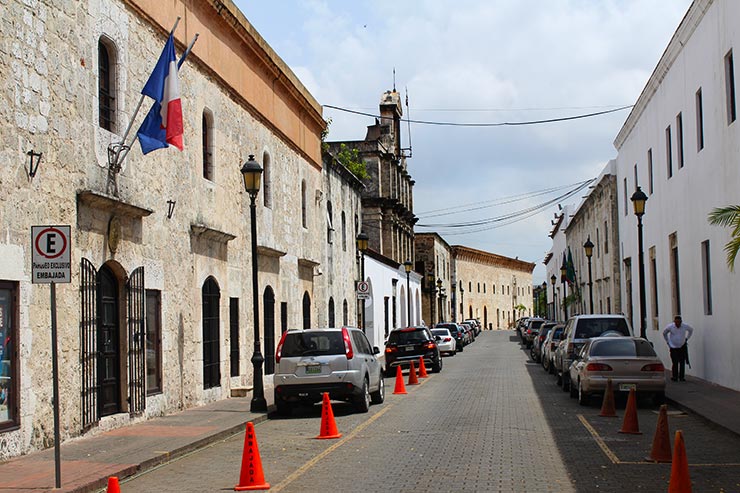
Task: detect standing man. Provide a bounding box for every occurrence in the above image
[662,315,694,382]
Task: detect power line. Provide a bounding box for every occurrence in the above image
[323,104,633,127]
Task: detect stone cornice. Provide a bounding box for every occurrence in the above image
[452,245,535,273]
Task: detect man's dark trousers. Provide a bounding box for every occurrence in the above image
[669,345,687,380]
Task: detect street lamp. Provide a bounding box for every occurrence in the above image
[560,259,568,321]
[356,232,369,332]
[584,236,594,314]
[240,154,267,413]
[459,285,464,323]
[427,273,436,326]
[404,260,413,326]
[550,275,557,321]
[631,186,648,339]
[436,278,443,323]
[541,281,547,318]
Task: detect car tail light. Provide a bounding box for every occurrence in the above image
[586,363,613,371]
[275,331,289,364]
[342,327,354,359]
[539,335,546,342]
[566,342,574,355]
[444,337,452,342]
[385,346,398,354]
[424,341,436,350]
[641,363,665,372]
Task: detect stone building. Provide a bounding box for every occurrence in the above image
[452,246,535,330]
[0,0,335,459]
[563,161,622,317]
[413,233,453,325]
[326,90,417,265]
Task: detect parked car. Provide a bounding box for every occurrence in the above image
[273,327,384,415]
[530,322,556,363]
[464,319,481,336]
[522,318,546,348]
[554,314,633,391]
[568,336,666,406]
[385,326,443,376]
[435,323,466,352]
[515,317,530,339]
[430,328,457,356]
[542,324,565,373]
[460,322,475,343]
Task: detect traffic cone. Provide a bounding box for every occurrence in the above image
[599,379,617,417]
[646,404,672,463]
[315,392,342,440]
[234,422,270,491]
[668,430,691,493]
[618,388,642,434]
[418,357,429,378]
[106,477,121,493]
[407,360,420,385]
[393,366,407,394]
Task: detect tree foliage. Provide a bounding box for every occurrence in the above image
[708,205,740,272]
[321,117,368,180]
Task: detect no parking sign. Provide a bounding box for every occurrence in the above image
[31,225,71,284]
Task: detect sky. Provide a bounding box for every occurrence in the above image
[233,0,693,282]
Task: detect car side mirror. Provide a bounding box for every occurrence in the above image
[373,346,380,355]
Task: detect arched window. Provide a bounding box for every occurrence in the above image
[327,201,333,244]
[262,151,272,208]
[477,283,480,293]
[98,38,116,132]
[301,180,307,228]
[328,297,335,327]
[202,277,221,389]
[469,281,472,292]
[341,212,347,251]
[342,299,348,326]
[302,292,311,329]
[202,109,214,181]
[483,283,486,294]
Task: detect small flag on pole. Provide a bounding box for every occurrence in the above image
[137,34,184,154]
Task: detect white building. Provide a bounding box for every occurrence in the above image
[544,204,576,322]
[614,0,740,390]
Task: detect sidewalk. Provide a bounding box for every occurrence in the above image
[1,374,739,492]
[0,397,268,492]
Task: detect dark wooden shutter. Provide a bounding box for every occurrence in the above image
[80,258,98,430]
[127,267,145,415]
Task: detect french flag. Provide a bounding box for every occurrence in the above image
[137,34,184,154]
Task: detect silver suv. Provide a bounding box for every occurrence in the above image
[554,314,633,391]
[273,327,384,415]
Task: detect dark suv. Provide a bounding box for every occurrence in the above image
[434,323,465,352]
[385,326,443,376]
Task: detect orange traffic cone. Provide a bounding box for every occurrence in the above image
[107,477,121,493]
[234,422,270,491]
[407,361,420,385]
[599,379,617,417]
[393,366,407,394]
[315,392,342,440]
[669,430,691,492]
[618,388,642,434]
[647,404,672,463]
[418,357,429,378]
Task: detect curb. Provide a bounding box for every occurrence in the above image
[77,412,271,493]
[664,396,740,440]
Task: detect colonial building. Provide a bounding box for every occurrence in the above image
[414,233,453,325]
[563,161,622,317]
[452,246,535,330]
[613,0,740,391]
[545,204,575,322]
[0,0,336,459]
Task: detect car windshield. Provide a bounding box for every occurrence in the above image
[387,330,429,344]
[590,339,657,357]
[574,318,630,339]
[281,332,345,357]
[530,320,545,329]
[431,329,450,337]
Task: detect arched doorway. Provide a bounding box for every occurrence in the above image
[202,277,221,389]
[263,287,276,375]
[483,306,488,330]
[98,265,121,416]
[328,297,335,327]
[302,292,311,329]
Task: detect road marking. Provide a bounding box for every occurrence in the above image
[272,405,393,491]
[578,414,621,464]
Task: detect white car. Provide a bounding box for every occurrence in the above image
[431,328,457,356]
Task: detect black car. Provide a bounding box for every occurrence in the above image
[385,326,443,376]
[434,323,465,352]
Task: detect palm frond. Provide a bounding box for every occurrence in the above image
[724,235,740,272]
[708,205,740,271]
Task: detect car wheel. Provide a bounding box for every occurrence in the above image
[569,377,578,398]
[354,377,371,413]
[547,359,554,374]
[577,380,589,406]
[562,373,570,392]
[556,371,562,386]
[433,355,443,373]
[370,375,385,404]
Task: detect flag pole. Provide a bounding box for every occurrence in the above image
[115,32,198,169]
[109,17,182,172]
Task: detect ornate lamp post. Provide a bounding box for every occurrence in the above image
[550,275,557,321]
[427,273,436,326]
[459,285,464,322]
[583,236,594,314]
[631,186,648,339]
[404,260,413,326]
[240,155,267,413]
[436,278,443,323]
[541,281,547,318]
[356,232,369,332]
[560,260,568,321]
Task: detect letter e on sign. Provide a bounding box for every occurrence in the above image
[31,225,72,284]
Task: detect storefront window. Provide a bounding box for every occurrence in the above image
[0,283,18,429]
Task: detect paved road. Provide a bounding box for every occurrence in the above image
[120,331,740,492]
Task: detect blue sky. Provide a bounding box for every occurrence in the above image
[233,0,692,282]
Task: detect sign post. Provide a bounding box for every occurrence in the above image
[31,226,71,489]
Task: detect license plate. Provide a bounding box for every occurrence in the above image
[305,365,321,374]
[619,383,636,391]
[402,346,414,352]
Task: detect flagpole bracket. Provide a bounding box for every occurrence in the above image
[107,142,129,174]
